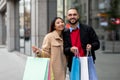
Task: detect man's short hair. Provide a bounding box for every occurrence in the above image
[68,8,79,13]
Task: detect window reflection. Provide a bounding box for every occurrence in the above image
[19,0,31,55]
[57,0,63,18]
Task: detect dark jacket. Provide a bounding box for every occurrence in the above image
[63,23,100,71]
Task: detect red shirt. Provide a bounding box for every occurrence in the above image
[70,28,85,56]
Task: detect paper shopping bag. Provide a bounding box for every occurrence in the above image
[70,56,80,80]
[88,56,98,80]
[48,63,54,80]
[48,63,51,80]
[80,57,89,80]
[23,57,50,80]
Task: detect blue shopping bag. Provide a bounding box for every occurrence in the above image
[23,57,50,80]
[70,56,80,80]
[88,56,98,80]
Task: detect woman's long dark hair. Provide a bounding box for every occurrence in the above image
[49,17,64,32]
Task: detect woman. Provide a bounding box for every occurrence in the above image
[32,17,67,80]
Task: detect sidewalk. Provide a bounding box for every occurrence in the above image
[1,45,120,80]
[0,45,70,80]
[0,46,27,80]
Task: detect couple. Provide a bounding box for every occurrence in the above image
[32,8,100,80]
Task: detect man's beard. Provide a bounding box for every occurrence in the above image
[68,19,79,25]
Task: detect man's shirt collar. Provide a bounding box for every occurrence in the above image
[69,23,80,32]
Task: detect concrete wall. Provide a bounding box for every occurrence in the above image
[31,0,57,55]
[31,0,48,50]
[6,0,16,51]
[0,14,2,45]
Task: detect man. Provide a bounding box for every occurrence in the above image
[63,8,100,71]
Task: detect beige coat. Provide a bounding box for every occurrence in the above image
[37,31,67,80]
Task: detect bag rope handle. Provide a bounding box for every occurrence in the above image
[86,49,91,57]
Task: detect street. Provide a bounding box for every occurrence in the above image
[96,50,120,80]
[0,46,120,80]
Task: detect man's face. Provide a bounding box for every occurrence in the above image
[67,9,79,25]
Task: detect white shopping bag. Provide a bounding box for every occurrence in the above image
[79,57,89,80]
[23,57,50,80]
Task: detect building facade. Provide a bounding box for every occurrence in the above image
[0,0,6,46]
[0,0,57,56]
[0,0,120,55]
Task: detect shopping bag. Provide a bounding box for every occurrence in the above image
[48,64,51,80]
[23,57,50,80]
[48,63,54,80]
[80,57,89,80]
[70,56,80,80]
[88,56,98,80]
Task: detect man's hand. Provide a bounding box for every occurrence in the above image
[70,46,78,55]
[86,44,92,51]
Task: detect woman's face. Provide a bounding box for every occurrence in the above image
[54,18,64,31]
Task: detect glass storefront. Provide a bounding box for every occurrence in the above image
[57,0,120,41]
[17,0,120,54]
[19,0,31,55]
[2,12,7,45]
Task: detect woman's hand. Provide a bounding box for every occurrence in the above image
[32,46,41,54]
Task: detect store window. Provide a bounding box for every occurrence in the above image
[57,0,64,18]
[19,0,31,55]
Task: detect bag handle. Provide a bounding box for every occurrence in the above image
[74,49,92,57]
[86,49,91,57]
